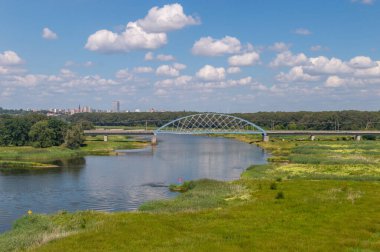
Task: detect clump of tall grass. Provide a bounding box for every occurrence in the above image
[169,181,195,192]
[275,191,285,199]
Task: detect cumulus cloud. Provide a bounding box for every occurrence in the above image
[227,67,241,74]
[85,22,167,53]
[85,3,198,53]
[277,66,320,82]
[156,65,180,77]
[42,27,58,40]
[269,42,291,52]
[144,52,175,61]
[133,66,154,73]
[196,65,225,81]
[348,56,376,69]
[0,51,23,65]
[115,68,133,79]
[144,52,154,61]
[325,76,345,87]
[304,56,352,75]
[270,51,308,67]
[192,36,241,56]
[293,28,312,36]
[136,3,200,33]
[173,63,186,70]
[310,45,328,52]
[228,52,260,66]
[156,54,175,61]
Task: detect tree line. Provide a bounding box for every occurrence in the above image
[0,114,92,148]
[67,110,380,130]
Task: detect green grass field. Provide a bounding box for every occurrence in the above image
[0,135,147,170]
[1,136,380,251]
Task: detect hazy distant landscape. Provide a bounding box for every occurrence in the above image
[1,0,380,251]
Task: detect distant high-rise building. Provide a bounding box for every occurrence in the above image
[112,101,120,112]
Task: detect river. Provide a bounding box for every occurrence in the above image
[0,135,267,233]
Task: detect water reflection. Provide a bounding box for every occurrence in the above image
[0,135,267,233]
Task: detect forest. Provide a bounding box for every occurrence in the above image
[67,110,380,130]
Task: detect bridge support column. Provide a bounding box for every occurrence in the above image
[103,135,108,142]
[263,135,269,142]
[151,135,157,145]
[310,135,316,141]
[355,135,362,141]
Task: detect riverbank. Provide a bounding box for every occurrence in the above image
[0,135,148,170]
[1,137,379,251]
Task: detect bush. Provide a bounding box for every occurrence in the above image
[270,182,277,190]
[169,181,195,193]
[64,125,85,149]
[362,135,377,141]
[29,121,55,148]
[275,191,285,199]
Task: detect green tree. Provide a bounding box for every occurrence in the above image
[64,125,85,149]
[47,118,68,146]
[29,120,55,148]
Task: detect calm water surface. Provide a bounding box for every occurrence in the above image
[0,135,267,232]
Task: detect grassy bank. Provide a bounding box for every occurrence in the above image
[1,137,380,251]
[0,135,148,169]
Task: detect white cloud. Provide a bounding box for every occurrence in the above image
[86,3,199,53]
[136,3,200,33]
[85,22,167,53]
[192,36,242,56]
[0,51,23,65]
[133,66,154,73]
[156,54,175,61]
[144,52,154,61]
[269,42,291,52]
[228,52,260,66]
[270,51,308,67]
[115,68,133,79]
[348,56,376,69]
[354,61,380,77]
[325,76,345,87]
[156,65,179,77]
[173,63,186,70]
[293,28,312,36]
[196,65,225,81]
[352,0,374,5]
[277,66,320,82]
[227,67,241,74]
[305,56,352,75]
[0,66,8,74]
[310,45,329,52]
[42,27,58,40]
[155,75,193,88]
[60,68,76,78]
[144,52,175,61]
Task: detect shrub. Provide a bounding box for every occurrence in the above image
[270,182,277,190]
[362,135,377,141]
[276,191,285,199]
[169,181,195,193]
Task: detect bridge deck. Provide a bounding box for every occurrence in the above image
[84,129,380,136]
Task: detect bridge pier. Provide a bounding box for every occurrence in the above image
[103,135,108,142]
[263,135,269,142]
[151,135,157,145]
[310,135,316,141]
[355,135,362,141]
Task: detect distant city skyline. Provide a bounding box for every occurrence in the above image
[1,1,380,112]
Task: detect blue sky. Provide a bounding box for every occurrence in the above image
[0,0,379,112]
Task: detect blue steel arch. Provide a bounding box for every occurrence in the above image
[154,113,266,136]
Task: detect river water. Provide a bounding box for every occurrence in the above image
[0,135,267,233]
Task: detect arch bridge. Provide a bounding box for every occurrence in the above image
[151,113,267,143]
